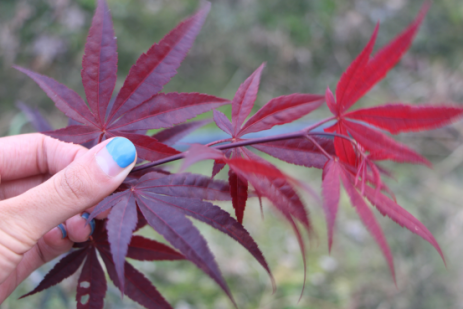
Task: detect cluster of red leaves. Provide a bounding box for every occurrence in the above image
[15,0,463,308]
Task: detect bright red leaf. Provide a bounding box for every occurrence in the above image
[323,4,463,168]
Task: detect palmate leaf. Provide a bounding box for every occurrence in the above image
[323,3,462,167]
[89,171,272,304]
[15,0,228,161]
[21,220,183,309]
[211,64,323,221]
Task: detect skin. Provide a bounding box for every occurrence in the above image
[0,134,135,302]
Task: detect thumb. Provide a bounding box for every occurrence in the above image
[0,137,136,250]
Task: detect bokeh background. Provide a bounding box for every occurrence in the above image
[2,0,463,308]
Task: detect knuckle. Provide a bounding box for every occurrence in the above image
[54,164,91,204]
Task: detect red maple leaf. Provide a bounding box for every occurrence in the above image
[15,0,228,162]
[324,3,463,166]
[87,169,273,306]
[20,220,184,309]
[212,63,327,223]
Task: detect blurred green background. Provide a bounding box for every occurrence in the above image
[2,0,463,308]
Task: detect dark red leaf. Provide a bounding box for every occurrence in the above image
[76,248,107,309]
[144,192,273,285]
[336,24,378,112]
[107,194,137,294]
[44,125,101,144]
[227,158,311,232]
[213,109,233,135]
[110,132,179,162]
[152,119,211,146]
[238,93,323,136]
[228,170,248,224]
[342,4,428,111]
[20,248,87,298]
[362,185,445,263]
[81,0,117,124]
[251,136,334,169]
[136,195,235,306]
[345,103,463,134]
[99,249,173,309]
[338,165,395,282]
[109,93,227,131]
[343,120,430,166]
[321,160,341,252]
[136,172,231,201]
[231,64,265,136]
[14,66,98,127]
[126,236,185,261]
[107,4,211,122]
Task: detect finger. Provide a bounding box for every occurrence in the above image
[0,137,136,283]
[65,213,94,243]
[0,133,87,182]
[0,227,72,302]
[0,174,49,200]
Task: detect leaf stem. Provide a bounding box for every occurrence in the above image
[205,138,232,147]
[304,134,332,159]
[132,116,338,172]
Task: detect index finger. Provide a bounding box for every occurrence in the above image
[0,133,87,182]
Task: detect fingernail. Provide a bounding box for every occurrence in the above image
[96,137,136,177]
[81,212,95,235]
[57,224,67,239]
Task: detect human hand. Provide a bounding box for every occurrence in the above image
[0,134,136,302]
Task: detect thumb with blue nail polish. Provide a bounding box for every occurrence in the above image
[0,135,137,296]
[96,137,137,177]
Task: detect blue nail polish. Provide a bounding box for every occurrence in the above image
[81,213,95,235]
[58,224,67,239]
[106,137,136,168]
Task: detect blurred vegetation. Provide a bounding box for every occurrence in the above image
[2,0,463,308]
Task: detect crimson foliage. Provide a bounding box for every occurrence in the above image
[15,0,463,308]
